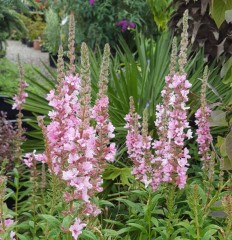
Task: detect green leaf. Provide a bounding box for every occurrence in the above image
[127,223,147,234]
[201,229,218,240]
[80,230,98,240]
[209,110,228,127]
[221,57,232,86]
[98,199,115,207]
[103,219,124,227]
[61,215,72,230]
[38,214,60,228]
[102,229,119,237]
[16,233,31,240]
[225,10,232,23]
[225,129,232,160]
[117,227,133,235]
[211,0,232,27]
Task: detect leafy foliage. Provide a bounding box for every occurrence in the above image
[169,0,232,63]
[47,0,157,50]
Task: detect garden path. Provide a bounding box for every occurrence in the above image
[6,40,49,71]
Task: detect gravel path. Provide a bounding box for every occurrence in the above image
[6,40,50,70]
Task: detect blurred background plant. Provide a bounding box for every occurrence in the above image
[46,0,158,52]
[147,0,173,32]
[169,0,232,63]
[44,8,60,56]
[0,0,27,57]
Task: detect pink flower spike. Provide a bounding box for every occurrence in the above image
[12,80,28,110]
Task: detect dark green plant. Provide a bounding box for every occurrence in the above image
[44,8,61,55]
[0,0,27,56]
[147,0,173,31]
[169,0,232,63]
[47,0,157,51]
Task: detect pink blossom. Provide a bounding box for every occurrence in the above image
[10,231,16,240]
[4,219,14,227]
[12,80,28,110]
[69,218,86,240]
[34,43,116,237]
[195,107,212,164]
[125,74,192,190]
[62,168,79,181]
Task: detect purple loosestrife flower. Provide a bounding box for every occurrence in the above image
[125,10,191,190]
[153,11,192,189]
[12,78,28,111]
[195,66,212,170]
[28,40,116,237]
[69,218,86,240]
[89,0,95,5]
[117,20,136,32]
[153,73,192,189]
[125,98,153,187]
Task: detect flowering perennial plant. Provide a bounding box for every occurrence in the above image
[125,10,192,190]
[28,14,116,239]
[195,66,212,170]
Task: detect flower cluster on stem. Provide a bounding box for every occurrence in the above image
[195,66,212,171]
[125,10,192,190]
[12,57,28,111]
[12,57,28,167]
[26,19,116,238]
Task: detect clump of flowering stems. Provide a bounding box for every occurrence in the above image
[0,111,17,173]
[31,14,116,239]
[12,56,28,166]
[125,10,192,190]
[195,66,213,172]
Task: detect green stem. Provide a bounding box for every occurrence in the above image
[147,191,152,240]
[167,185,175,238]
[50,172,57,215]
[67,232,73,240]
[0,195,5,232]
[194,209,200,240]
[15,175,19,231]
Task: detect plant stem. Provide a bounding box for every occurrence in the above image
[50,172,57,215]
[147,190,152,240]
[167,185,175,238]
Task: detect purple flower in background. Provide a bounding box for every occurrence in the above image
[117,20,136,32]
[128,22,136,28]
[89,0,95,5]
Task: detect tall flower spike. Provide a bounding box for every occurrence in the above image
[178,10,188,75]
[141,108,153,187]
[195,66,213,171]
[67,12,75,74]
[92,42,116,164]
[79,42,91,127]
[169,37,177,76]
[57,45,65,84]
[98,43,110,98]
[12,56,28,111]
